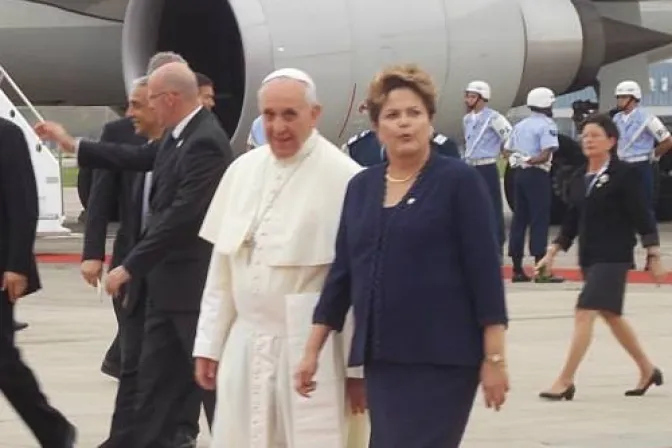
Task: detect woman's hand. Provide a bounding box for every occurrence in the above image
[294,352,319,397]
[480,360,509,411]
[534,245,558,276]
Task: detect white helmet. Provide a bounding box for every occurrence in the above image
[614,80,642,100]
[526,87,555,108]
[465,81,491,100]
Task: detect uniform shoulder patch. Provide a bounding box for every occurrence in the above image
[433,133,448,144]
[347,129,371,146]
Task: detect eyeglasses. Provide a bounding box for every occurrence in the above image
[148,91,178,101]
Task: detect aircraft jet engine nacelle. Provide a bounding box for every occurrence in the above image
[122,0,672,152]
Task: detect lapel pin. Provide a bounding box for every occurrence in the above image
[407,198,416,205]
[176,139,184,148]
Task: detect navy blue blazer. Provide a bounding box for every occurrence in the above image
[313,153,508,368]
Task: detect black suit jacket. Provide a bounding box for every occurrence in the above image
[82,117,146,268]
[554,157,659,267]
[77,108,233,311]
[0,118,40,296]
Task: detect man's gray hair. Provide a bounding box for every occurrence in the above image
[257,68,318,105]
[146,51,187,75]
[132,75,149,88]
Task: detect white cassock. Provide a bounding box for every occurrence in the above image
[194,130,370,447]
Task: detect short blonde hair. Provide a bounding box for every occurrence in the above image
[365,64,437,124]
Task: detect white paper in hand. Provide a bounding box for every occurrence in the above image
[96,278,104,301]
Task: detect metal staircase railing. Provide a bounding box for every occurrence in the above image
[0,64,70,236]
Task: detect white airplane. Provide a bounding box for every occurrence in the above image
[3,0,672,234]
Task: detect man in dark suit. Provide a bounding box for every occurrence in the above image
[83,115,146,380]
[36,62,230,447]
[0,117,77,447]
[195,72,216,111]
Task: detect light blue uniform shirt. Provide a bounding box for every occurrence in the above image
[506,112,559,170]
[613,106,670,161]
[462,107,512,161]
[247,115,266,148]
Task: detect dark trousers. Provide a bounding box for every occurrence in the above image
[101,292,215,448]
[111,299,215,447]
[508,167,551,259]
[365,361,479,447]
[103,295,123,368]
[628,161,656,223]
[0,291,72,447]
[475,163,506,251]
[101,294,147,447]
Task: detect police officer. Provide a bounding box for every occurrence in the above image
[506,87,564,283]
[613,80,672,269]
[344,103,460,166]
[246,115,266,150]
[462,80,511,254]
[613,82,672,212]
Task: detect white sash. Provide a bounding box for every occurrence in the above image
[285,293,347,448]
[464,112,492,159]
[618,114,650,157]
[285,293,369,447]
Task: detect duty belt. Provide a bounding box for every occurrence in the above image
[621,154,651,163]
[465,157,497,166]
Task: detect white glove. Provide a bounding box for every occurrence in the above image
[508,153,522,168]
[509,152,531,168]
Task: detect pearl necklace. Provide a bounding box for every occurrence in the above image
[385,170,420,183]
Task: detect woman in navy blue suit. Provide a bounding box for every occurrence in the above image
[294,65,509,447]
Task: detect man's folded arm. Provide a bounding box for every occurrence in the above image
[82,169,117,261]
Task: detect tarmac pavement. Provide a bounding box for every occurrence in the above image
[2,188,669,447]
[2,267,671,447]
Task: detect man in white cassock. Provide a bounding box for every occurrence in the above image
[193,68,369,447]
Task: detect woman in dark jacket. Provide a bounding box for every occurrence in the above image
[537,114,665,401]
[294,65,509,447]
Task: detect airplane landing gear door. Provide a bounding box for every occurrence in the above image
[0,65,70,237]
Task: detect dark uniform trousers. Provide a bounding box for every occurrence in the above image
[0,293,71,446]
[474,163,506,251]
[627,160,656,223]
[508,166,551,258]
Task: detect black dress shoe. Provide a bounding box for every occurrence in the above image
[539,384,576,401]
[13,321,28,332]
[100,360,121,380]
[625,368,663,396]
[511,272,531,283]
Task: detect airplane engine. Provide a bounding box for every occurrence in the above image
[121,0,672,154]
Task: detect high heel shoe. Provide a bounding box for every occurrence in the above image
[625,368,663,397]
[539,384,576,401]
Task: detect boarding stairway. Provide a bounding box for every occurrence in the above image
[0,64,70,236]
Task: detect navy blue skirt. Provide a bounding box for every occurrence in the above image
[365,361,480,447]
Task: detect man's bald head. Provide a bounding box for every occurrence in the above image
[149,62,199,99]
[147,62,201,127]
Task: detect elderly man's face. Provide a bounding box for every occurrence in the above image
[147,76,176,124]
[126,86,160,136]
[259,79,320,158]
